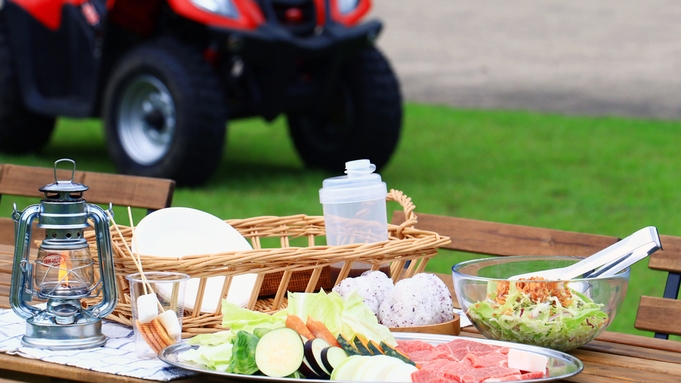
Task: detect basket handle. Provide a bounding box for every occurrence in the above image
[387,189,417,239]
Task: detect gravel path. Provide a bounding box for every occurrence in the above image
[370,0,681,119]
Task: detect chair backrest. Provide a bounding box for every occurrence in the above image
[391,211,681,340]
[0,163,176,309]
[392,211,620,257]
[0,163,176,245]
[634,234,681,339]
[0,163,175,209]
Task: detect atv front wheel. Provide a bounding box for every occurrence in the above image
[103,38,226,186]
[0,20,56,154]
[287,47,402,173]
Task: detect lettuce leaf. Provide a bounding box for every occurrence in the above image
[181,331,236,371]
[227,331,260,375]
[179,342,234,372]
[221,301,285,333]
[179,328,261,373]
[282,289,397,346]
[187,330,235,346]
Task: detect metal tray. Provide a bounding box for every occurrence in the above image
[159,333,583,382]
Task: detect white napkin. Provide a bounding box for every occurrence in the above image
[0,308,195,381]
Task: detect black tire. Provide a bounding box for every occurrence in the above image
[103,38,226,187]
[0,20,56,154]
[287,47,402,173]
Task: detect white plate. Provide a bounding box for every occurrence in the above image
[132,207,257,312]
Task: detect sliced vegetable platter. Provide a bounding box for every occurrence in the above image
[159,333,583,383]
[157,289,583,382]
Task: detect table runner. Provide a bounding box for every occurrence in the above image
[0,308,195,381]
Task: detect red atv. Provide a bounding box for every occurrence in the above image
[0,0,401,186]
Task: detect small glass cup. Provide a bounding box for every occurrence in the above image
[127,272,190,358]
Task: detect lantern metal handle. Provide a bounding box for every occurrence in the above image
[10,204,43,319]
[54,158,77,184]
[85,203,117,318]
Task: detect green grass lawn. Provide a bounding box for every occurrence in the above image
[2,104,681,338]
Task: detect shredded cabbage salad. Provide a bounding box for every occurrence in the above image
[466,280,608,351]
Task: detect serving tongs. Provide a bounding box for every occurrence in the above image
[511,226,661,280]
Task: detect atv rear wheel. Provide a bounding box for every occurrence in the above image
[287,47,402,173]
[103,38,226,186]
[0,21,56,154]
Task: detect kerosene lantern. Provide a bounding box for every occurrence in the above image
[9,159,117,350]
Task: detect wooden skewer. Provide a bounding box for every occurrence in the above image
[127,207,165,313]
[107,209,163,312]
[126,208,149,295]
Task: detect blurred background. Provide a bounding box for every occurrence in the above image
[372,0,681,119]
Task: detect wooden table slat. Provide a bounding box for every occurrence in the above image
[574,362,681,383]
[583,332,681,355]
[574,349,681,377]
[563,374,628,383]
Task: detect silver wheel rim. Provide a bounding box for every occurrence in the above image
[117,75,176,165]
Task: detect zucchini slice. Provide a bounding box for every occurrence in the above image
[254,328,305,377]
[320,346,349,373]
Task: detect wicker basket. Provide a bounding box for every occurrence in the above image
[88,190,451,337]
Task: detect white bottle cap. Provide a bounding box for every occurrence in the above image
[319,159,387,204]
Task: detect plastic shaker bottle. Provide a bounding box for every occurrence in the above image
[319,159,390,280]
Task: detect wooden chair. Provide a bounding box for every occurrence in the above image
[0,162,176,309]
[392,211,681,340]
[635,234,681,339]
[0,163,176,245]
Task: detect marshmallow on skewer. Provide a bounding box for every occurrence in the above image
[137,293,160,323]
[157,310,182,338]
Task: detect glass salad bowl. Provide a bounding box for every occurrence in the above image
[452,256,629,351]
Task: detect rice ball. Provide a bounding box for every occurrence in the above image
[332,270,394,315]
[378,273,453,327]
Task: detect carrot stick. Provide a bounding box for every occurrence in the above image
[286,314,315,340]
[306,316,341,347]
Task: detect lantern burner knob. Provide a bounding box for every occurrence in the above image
[50,301,80,325]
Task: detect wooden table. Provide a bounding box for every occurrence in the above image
[1,244,680,383]
[1,244,14,310]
